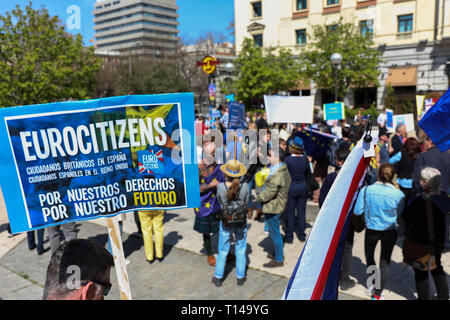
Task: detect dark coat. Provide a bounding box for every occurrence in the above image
[412,147,450,195]
[402,193,449,253]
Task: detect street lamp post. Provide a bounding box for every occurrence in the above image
[225,62,234,100]
[330,53,343,102]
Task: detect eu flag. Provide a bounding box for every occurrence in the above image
[419,88,450,152]
[295,128,336,158]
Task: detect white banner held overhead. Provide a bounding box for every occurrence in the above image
[264,95,314,124]
[393,114,415,132]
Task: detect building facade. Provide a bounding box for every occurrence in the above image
[93,0,180,57]
[235,0,450,109]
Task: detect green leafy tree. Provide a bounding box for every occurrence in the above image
[300,17,381,102]
[114,62,191,95]
[230,38,302,106]
[0,3,100,107]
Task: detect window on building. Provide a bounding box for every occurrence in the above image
[398,14,413,33]
[326,0,339,5]
[296,0,307,10]
[296,29,307,45]
[327,24,338,33]
[360,20,374,38]
[252,2,262,18]
[253,34,263,47]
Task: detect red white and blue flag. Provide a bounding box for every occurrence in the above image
[283,140,372,300]
[137,149,164,175]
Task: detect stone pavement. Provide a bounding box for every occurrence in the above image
[1,184,448,300]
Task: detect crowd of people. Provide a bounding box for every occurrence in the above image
[194,104,449,300]
[5,103,448,301]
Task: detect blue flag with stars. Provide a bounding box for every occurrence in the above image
[295,128,336,158]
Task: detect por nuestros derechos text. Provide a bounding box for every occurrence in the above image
[38,178,178,222]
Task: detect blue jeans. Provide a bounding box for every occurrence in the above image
[214,221,247,280]
[284,182,308,241]
[265,214,284,262]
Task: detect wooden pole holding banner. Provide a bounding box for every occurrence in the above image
[106,215,132,300]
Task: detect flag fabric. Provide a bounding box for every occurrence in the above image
[418,88,450,152]
[282,140,371,300]
[295,128,336,158]
[196,164,225,218]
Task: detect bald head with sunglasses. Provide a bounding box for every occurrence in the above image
[43,239,114,300]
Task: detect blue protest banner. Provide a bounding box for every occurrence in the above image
[229,102,245,129]
[386,108,394,132]
[210,109,221,119]
[0,94,200,234]
[323,102,345,121]
[226,94,235,102]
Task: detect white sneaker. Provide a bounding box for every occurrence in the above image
[365,286,374,296]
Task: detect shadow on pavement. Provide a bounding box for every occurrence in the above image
[350,255,419,300]
[258,237,274,256]
[86,233,109,248]
[164,212,181,224]
[0,223,8,233]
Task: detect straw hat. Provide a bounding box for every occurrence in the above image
[220,160,247,178]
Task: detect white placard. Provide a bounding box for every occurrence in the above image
[393,114,415,132]
[264,95,314,124]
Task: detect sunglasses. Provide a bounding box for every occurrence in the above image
[82,280,112,296]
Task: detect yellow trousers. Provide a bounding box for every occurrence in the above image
[138,210,165,261]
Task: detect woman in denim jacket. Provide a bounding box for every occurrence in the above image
[354,163,405,300]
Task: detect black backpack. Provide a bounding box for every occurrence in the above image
[221,185,247,228]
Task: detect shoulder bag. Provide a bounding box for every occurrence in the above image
[352,186,367,233]
[305,156,319,199]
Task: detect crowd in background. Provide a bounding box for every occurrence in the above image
[194,103,450,300]
[6,103,449,300]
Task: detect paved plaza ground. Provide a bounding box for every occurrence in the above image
[0,188,448,300]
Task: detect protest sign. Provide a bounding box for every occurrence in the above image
[229,102,245,129]
[393,114,415,132]
[386,108,394,132]
[416,95,425,120]
[323,102,345,121]
[264,95,314,124]
[210,109,221,119]
[0,94,200,234]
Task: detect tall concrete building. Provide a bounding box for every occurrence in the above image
[93,0,180,57]
[234,0,450,109]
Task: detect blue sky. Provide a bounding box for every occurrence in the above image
[0,0,235,46]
